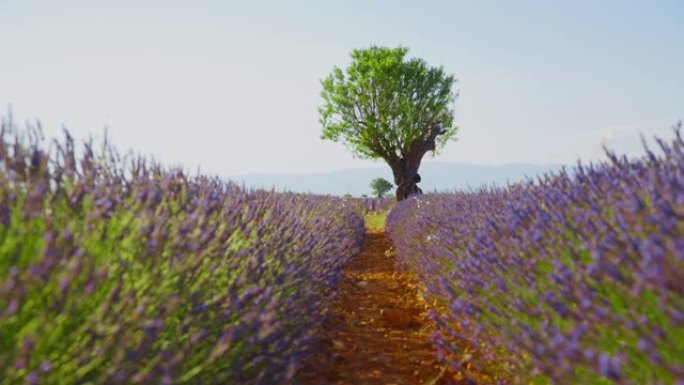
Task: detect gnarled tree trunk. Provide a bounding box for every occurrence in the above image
[389,124,444,201]
[390,159,423,201]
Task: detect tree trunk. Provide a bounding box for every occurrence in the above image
[390,155,424,201]
[396,174,422,200]
[387,123,446,201]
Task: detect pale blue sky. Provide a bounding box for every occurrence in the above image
[1,0,682,176]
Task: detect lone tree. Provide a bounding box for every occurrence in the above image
[370,177,393,198]
[319,46,457,200]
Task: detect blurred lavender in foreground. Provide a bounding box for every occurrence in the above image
[0,117,365,384]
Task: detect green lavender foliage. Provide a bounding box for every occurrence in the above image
[388,126,684,384]
[0,119,365,384]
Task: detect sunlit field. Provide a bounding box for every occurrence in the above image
[0,122,366,383]
[2,2,682,384]
[388,126,684,384]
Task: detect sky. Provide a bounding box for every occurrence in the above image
[0,0,682,177]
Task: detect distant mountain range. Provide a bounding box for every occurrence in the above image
[228,162,565,197]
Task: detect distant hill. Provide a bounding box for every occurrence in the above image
[228,162,564,197]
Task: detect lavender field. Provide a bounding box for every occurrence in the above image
[2,115,683,384]
[387,126,684,384]
[0,119,366,384]
[4,1,684,382]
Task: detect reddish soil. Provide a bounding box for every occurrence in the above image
[298,231,460,385]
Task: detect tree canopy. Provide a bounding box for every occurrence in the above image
[370,177,393,198]
[319,46,457,200]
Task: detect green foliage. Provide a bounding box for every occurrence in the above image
[364,210,389,232]
[0,121,366,384]
[319,46,457,162]
[370,177,393,198]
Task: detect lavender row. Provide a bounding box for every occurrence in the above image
[0,120,365,384]
[387,127,684,384]
[344,196,395,214]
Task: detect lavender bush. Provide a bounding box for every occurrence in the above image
[387,126,684,384]
[346,196,395,214]
[0,119,365,384]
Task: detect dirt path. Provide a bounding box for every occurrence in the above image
[298,231,456,385]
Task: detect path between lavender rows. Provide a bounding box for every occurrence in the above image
[297,230,464,385]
